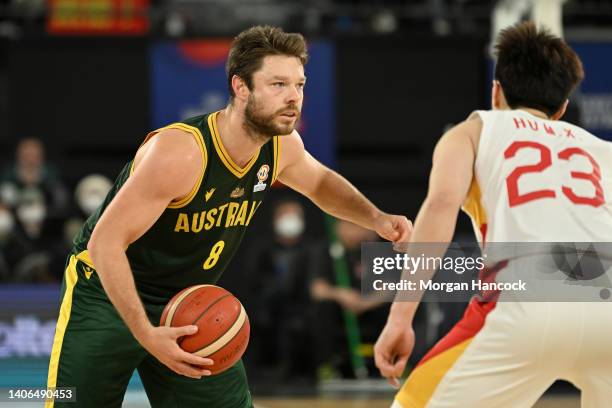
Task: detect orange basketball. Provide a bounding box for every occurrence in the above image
[159,284,250,375]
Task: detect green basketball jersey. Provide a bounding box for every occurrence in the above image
[73,111,280,304]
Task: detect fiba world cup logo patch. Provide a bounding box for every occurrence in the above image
[254,164,269,192]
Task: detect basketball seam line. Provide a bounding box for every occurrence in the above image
[177,293,233,348]
[194,306,246,357]
[163,284,210,327]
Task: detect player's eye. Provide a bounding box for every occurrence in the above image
[273,82,285,88]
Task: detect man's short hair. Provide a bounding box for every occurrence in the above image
[226,26,308,100]
[494,21,584,116]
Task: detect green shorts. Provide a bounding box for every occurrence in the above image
[45,252,253,408]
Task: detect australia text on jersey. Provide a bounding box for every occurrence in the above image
[173,200,262,233]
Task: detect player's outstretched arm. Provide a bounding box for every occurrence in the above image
[374,117,480,387]
[277,131,412,242]
[87,129,213,379]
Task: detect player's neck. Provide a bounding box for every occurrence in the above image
[516,107,550,120]
[216,106,267,168]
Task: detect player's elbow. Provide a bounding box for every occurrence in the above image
[87,227,125,267]
[87,230,105,265]
[423,192,464,213]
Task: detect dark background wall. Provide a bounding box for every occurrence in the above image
[336,35,486,230]
[5,38,150,184]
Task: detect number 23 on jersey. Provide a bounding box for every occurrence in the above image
[504,141,605,208]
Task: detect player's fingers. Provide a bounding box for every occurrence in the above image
[174,362,211,379]
[387,376,400,389]
[395,219,412,243]
[380,220,399,241]
[374,350,396,378]
[171,325,198,339]
[391,355,409,378]
[393,241,410,253]
[182,351,214,366]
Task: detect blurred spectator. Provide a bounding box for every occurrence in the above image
[50,174,113,281]
[73,174,113,218]
[64,173,113,250]
[242,198,316,383]
[309,219,389,379]
[0,202,32,281]
[10,188,57,282]
[0,138,68,217]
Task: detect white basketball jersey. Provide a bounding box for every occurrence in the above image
[463,109,612,243]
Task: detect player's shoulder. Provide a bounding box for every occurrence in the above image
[446,112,483,140]
[282,129,303,144]
[151,127,202,153]
[276,130,306,172]
[137,125,204,175]
[278,130,304,153]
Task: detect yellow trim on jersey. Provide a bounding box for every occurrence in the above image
[272,136,280,183]
[129,129,160,176]
[129,123,208,209]
[209,111,260,178]
[462,178,487,240]
[395,339,473,408]
[45,254,80,408]
[75,250,94,269]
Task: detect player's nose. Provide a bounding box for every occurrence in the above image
[285,85,302,103]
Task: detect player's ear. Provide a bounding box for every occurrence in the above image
[551,100,569,121]
[231,75,249,101]
[491,80,501,110]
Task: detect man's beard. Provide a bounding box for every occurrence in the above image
[243,94,300,142]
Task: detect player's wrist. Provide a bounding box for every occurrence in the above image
[132,321,156,345]
[389,302,417,324]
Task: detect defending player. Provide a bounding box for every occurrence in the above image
[45,26,411,408]
[375,21,612,407]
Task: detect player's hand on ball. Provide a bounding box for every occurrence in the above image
[140,325,214,379]
[374,213,412,243]
[374,318,414,389]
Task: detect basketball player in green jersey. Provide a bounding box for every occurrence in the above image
[45,26,411,408]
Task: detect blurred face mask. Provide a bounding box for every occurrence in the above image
[17,203,46,225]
[0,210,14,236]
[274,213,304,239]
[79,193,104,215]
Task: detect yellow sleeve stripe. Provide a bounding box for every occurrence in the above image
[272,136,280,183]
[129,129,162,176]
[129,123,208,209]
[208,111,260,178]
[165,123,207,209]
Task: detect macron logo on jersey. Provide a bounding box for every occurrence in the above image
[205,188,215,202]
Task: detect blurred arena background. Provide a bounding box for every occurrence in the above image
[1,0,612,406]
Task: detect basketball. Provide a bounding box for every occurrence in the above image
[159,284,250,375]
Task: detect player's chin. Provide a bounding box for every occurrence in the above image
[274,121,296,136]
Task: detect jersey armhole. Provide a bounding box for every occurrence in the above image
[466,110,486,161]
[129,123,208,209]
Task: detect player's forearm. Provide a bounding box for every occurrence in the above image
[390,197,461,322]
[310,169,382,229]
[87,240,153,343]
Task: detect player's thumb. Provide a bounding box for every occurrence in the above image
[173,325,198,338]
[391,355,409,378]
